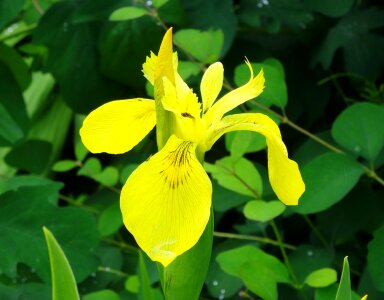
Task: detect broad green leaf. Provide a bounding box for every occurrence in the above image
[304,268,337,288]
[303,0,354,17]
[5,139,52,174]
[205,156,263,197]
[0,184,99,282]
[109,6,148,21]
[244,200,285,222]
[0,61,29,146]
[138,252,156,300]
[212,179,251,213]
[217,245,289,300]
[315,284,361,300]
[75,141,88,162]
[0,43,31,90]
[237,0,313,33]
[0,282,51,300]
[313,9,384,79]
[99,15,163,89]
[28,97,72,164]
[125,275,140,293]
[234,58,287,108]
[178,61,200,81]
[158,213,213,300]
[293,153,364,214]
[78,157,102,176]
[367,224,384,292]
[174,29,224,64]
[98,202,123,237]
[179,0,236,55]
[0,0,25,30]
[43,227,80,300]
[83,290,121,300]
[289,245,335,283]
[33,1,125,113]
[93,166,119,186]
[225,131,266,158]
[332,102,384,163]
[52,160,78,172]
[335,257,351,300]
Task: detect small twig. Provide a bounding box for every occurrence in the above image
[213,231,296,250]
[31,0,44,15]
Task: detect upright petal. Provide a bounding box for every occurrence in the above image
[120,135,212,266]
[80,99,156,154]
[201,62,224,114]
[207,113,305,205]
[205,61,264,127]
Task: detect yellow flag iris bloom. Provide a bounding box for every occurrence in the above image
[80,29,305,267]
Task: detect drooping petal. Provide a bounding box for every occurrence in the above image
[205,61,265,127]
[80,99,156,154]
[201,62,224,114]
[120,135,212,266]
[207,113,305,205]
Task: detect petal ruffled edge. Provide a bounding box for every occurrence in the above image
[80,99,156,154]
[120,135,212,266]
[208,113,305,205]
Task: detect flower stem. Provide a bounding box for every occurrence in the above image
[213,231,296,250]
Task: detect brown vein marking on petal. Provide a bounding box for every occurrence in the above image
[181,112,194,119]
[159,141,194,189]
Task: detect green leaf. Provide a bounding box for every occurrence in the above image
[289,245,335,284]
[293,153,364,214]
[304,268,337,288]
[0,282,51,300]
[212,179,251,213]
[43,227,80,300]
[179,0,236,55]
[0,61,29,146]
[313,9,384,79]
[244,200,285,222]
[217,245,289,300]
[158,213,213,300]
[52,160,78,172]
[75,141,88,162]
[0,0,25,30]
[33,1,125,113]
[234,58,288,108]
[109,6,148,21]
[138,252,156,300]
[0,43,31,90]
[303,0,354,17]
[99,15,163,89]
[367,224,384,292]
[125,275,140,293]
[93,166,119,186]
[98,202,123,237]
[78,157,102,176]
[335,257,351,300]
[174,29,224,64]
[0,184,99,282]
[205,156,263,197]
[5,139,52,174]
[83,290,121,300]
[225,130,266,158]
[332,102,384,163]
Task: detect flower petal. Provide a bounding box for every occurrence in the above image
[201,62,224,114]
[120,135,212,266]
[80,99,156,154]
[208,113,305,205]
[205,61,264,127]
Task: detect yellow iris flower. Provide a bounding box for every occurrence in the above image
[80,28,305,267]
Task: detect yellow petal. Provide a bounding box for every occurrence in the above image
[361,295,368,300]
[155,28,175,92]
[208,113,305,205]
[120,135,212,266]
[80,99,156,154]
[205,61,265,127]
[201,62,224,114]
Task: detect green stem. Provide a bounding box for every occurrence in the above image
[97,266,128,277]
[302,215,329,247]
[270,221,299,285]
[213,231,296,250]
